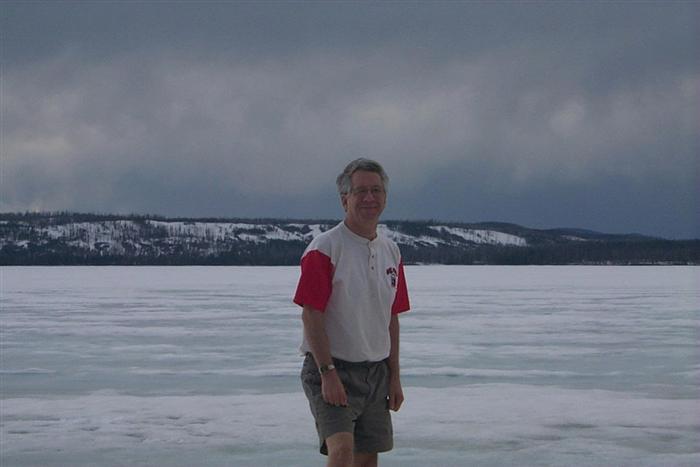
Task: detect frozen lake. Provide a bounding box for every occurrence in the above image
[1,266,699,466]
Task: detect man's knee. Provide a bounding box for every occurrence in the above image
[326,431,354,465]
[353,452,378,467]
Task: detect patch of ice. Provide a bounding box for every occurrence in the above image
[0,368,57,375]
[3,385,699,466]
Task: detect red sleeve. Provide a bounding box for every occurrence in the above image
[293,249,333,312]
[391,260,410,315]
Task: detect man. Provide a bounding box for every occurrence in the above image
[294,158,410,467]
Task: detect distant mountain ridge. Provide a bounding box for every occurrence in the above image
[1,212,697,265]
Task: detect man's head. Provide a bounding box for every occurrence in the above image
[336,158,389,234]
[336,158,389,196]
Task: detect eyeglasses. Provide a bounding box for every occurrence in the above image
[348,186,386,197]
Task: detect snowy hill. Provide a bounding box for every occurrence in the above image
[1,213,697,265]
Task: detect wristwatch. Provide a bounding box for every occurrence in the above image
[319,363,336,375]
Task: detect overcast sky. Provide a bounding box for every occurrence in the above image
[2,1,698,238]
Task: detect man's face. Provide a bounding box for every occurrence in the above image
[342,170,387,227]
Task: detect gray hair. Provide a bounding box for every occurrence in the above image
[336,158,389,195]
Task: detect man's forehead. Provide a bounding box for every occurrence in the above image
[350,170,383,185]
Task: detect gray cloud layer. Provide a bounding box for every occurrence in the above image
[2,1,698,238]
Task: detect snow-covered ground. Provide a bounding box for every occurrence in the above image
[1,266,698,466]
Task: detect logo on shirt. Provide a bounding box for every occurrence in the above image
[386,267,397,288]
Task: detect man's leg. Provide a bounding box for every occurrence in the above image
[353,452,378,467]
[325,432,354,467]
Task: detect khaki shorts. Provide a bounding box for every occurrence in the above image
[301,353,393,455]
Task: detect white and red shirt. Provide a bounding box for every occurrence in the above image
[294,221,410,362]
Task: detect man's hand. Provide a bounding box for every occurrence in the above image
[388,376,404,411]
[321,370,348,407]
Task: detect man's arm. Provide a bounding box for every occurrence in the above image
[387,313,404,411]
[301,305,347,407]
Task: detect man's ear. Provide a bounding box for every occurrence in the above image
[340,194,348,211]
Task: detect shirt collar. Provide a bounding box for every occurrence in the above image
[340,221,380,245]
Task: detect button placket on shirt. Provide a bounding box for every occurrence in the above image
[367,242,380,301]
[368,243,377,272]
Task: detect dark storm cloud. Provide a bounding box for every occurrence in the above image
[2,1,698,237]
